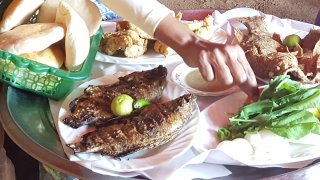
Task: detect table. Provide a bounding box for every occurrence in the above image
[1,8,320,180]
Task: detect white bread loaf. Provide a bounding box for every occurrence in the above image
[55,1,90,71]
[0,0,44,33]
[37,0,102,36]
[20,44,65,68]
[0,23,65,55]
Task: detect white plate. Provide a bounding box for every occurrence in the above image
[95,21,227,65]
[214,8,319,83]
[171,63,239,96]
[56,72,200,173]
[193,91,320,168]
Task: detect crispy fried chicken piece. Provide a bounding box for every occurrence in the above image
[314,39,320,55]
[235,16,305,81]
[297,53,320,82]
[116,20,153,40]
[237,16,285,55]
[235,16,320,83]
[153,40,176,57]
[302,28,320,51]
[238,16,270,36]
[100,20,152,58]
[189,15,215,40]
[100,30,148,58]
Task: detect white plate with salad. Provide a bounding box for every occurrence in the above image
[193,75,320,168]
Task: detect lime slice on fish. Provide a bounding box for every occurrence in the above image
[111,94,134,116]
[133,99,151,109]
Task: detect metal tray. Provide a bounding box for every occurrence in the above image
[2,85,320,179]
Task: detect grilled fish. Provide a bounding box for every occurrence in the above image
[63,65,167,128]
[67,94,197,158]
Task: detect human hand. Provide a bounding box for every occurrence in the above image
[154,15,259,100]
[177,38,259,101]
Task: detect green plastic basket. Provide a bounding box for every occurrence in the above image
[0,27,103,100]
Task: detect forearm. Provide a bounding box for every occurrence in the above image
[101,0,173,37]
[154,15,201,66]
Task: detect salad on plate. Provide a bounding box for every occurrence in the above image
[193,75,320,167]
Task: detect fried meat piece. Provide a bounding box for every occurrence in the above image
[154,13,215,57]
[235,16,317,82]
[235,16,320,82]
[153,40,176,57]
[302,29,320,51]
[116,20,153,40]
[188,15,215,40]
[100,30,148,58]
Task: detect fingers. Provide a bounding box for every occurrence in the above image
[193,41,259,101]
[197,50,215,81]
[207,44,259,101]
[235,45,259,100]
[224,46,247,84]
[212,48,233,85]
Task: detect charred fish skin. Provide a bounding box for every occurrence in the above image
[62,66,167,128]
[67,94,197,158]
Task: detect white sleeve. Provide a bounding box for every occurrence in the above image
[101,0,174,37]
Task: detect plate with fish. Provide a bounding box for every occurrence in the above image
[56,66,200,173]
[95,21,227,65]
[171,63,240,96]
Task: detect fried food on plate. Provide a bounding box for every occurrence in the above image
[187,14,215,40]
[116,20,153,40]
[154,12,215,57]
[100,19,152,58]
[101,12,215,58]
[302,29,320,52]
[234,16,320,83]
[100,29,148,58]
[67,94,196,158]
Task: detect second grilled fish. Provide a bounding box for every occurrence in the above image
[67,94,197,158]
[63,65,167,128]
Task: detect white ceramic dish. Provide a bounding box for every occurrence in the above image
[193,91,320,168]
[96,21,227,65]
[171,63,239,96]
[56,72,200,173]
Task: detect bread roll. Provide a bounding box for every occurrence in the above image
[0,23,65,55]
[55,1,90,71]
[20,44,64,68]
[37,0,102,36]
[0,0,44,33]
